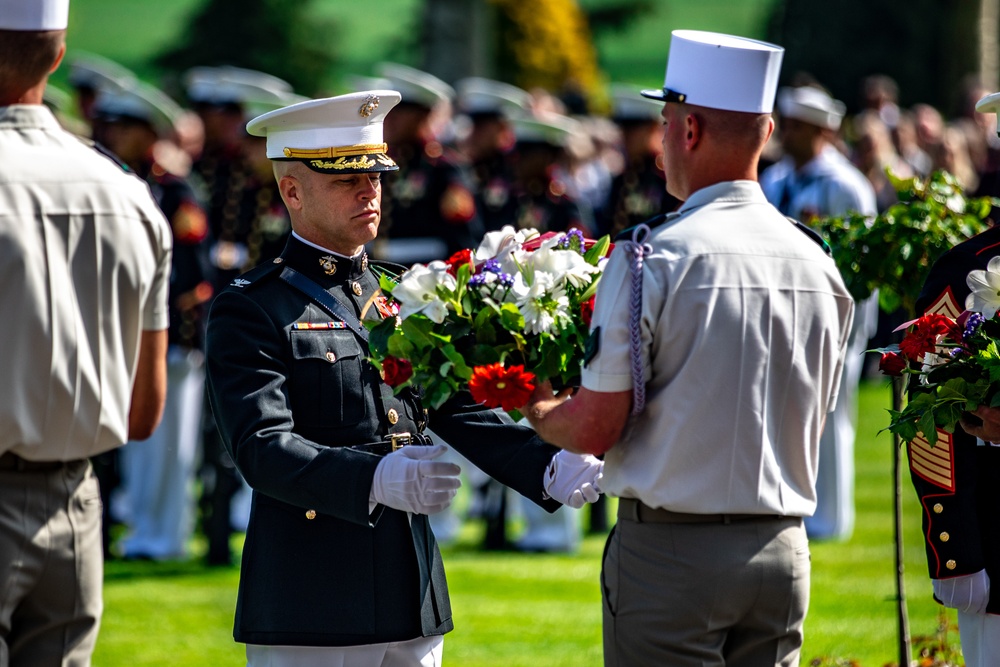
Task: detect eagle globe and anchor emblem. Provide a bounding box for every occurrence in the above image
[359,94,380,118]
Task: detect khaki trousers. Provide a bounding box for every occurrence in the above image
[0,460,103,667]
[603,511,810,667]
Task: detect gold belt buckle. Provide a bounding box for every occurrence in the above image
[389,432,412,451]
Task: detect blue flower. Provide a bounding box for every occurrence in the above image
[964,312,985,339]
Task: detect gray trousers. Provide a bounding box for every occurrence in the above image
[0,460,103,667]
[603,512,809,667]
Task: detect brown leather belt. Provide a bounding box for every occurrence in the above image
[617,497,789,524]
[346,432,432,457]
[0,452,80,473]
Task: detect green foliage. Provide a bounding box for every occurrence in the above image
[817,170,994,317]
[151,0,337,96]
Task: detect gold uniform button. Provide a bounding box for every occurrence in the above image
[326,351,336,363]
[946,560,957,570]
[352,281,363,296]
[939,532,950,542]
[933,503,944,514]
[387,408,399,425]
[273,257,284,264]
[305,510,317,520]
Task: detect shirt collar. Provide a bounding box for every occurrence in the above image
[678,180,768,213]
[0,104,62,131]
[291,231,364,261]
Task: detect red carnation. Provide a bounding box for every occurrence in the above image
[381,356,413,387]
[468,363,536,412]
[878,352,907,377]
[580,296,596,328]
[446,248,475,277]
[899,313,962,361]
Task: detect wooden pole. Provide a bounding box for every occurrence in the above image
[892,375,912,666]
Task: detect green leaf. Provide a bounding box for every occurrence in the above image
[917,410,938,446]
[367,317,398,357]
[583,235,611,265]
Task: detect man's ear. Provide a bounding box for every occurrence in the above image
[684,112,701,151]
[50,41,66,73]
[278,174,303,212]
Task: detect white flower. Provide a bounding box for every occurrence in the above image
[474,226,538,262]
[526,243,599,289]
[516,271,569,335]
[393,261,456,323]
[966,255,1000,318]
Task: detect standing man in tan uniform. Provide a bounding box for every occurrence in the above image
[0,1,172,664]
[522,30,854,666]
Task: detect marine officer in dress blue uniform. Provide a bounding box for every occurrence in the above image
[904,90,1000,667]
[205,90,604,666]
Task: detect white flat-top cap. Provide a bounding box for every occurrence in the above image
[0,0,69,30]
[246,90,401,174]
[642,30,784,114]
[777,86,846,130]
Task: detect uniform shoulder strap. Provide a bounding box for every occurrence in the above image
[786,216,832,256]
[223,260,283,292]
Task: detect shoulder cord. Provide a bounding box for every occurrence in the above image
[620,223,652,415]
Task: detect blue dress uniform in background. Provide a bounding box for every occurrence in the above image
[909,223,1000,663]
[371,63,484,266]
[184,66,301,565]
[597,84,680,240]
[91,80,215,560]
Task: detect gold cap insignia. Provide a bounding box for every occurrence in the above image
[359,94,380,118]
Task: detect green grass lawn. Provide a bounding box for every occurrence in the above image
[94,380,963,666]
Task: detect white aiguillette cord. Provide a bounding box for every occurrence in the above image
[619,224,652,415]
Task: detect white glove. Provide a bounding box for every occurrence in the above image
[370,444,462,515]
[933,569,990,614]
[544,450,604,509]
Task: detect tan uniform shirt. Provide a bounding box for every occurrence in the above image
[0,105,171,460]
[582,180,854,516]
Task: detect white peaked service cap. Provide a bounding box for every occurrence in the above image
[246,90,402,175]
[642,30,784,114]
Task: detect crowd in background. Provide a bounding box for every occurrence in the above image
[52,53,1000,562]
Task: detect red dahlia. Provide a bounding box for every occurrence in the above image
[468,363,536,412]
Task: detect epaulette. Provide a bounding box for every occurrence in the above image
[786,216,832,256]
[75,135,133,174]
[613,212,677,242]
[223,260,283,292]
